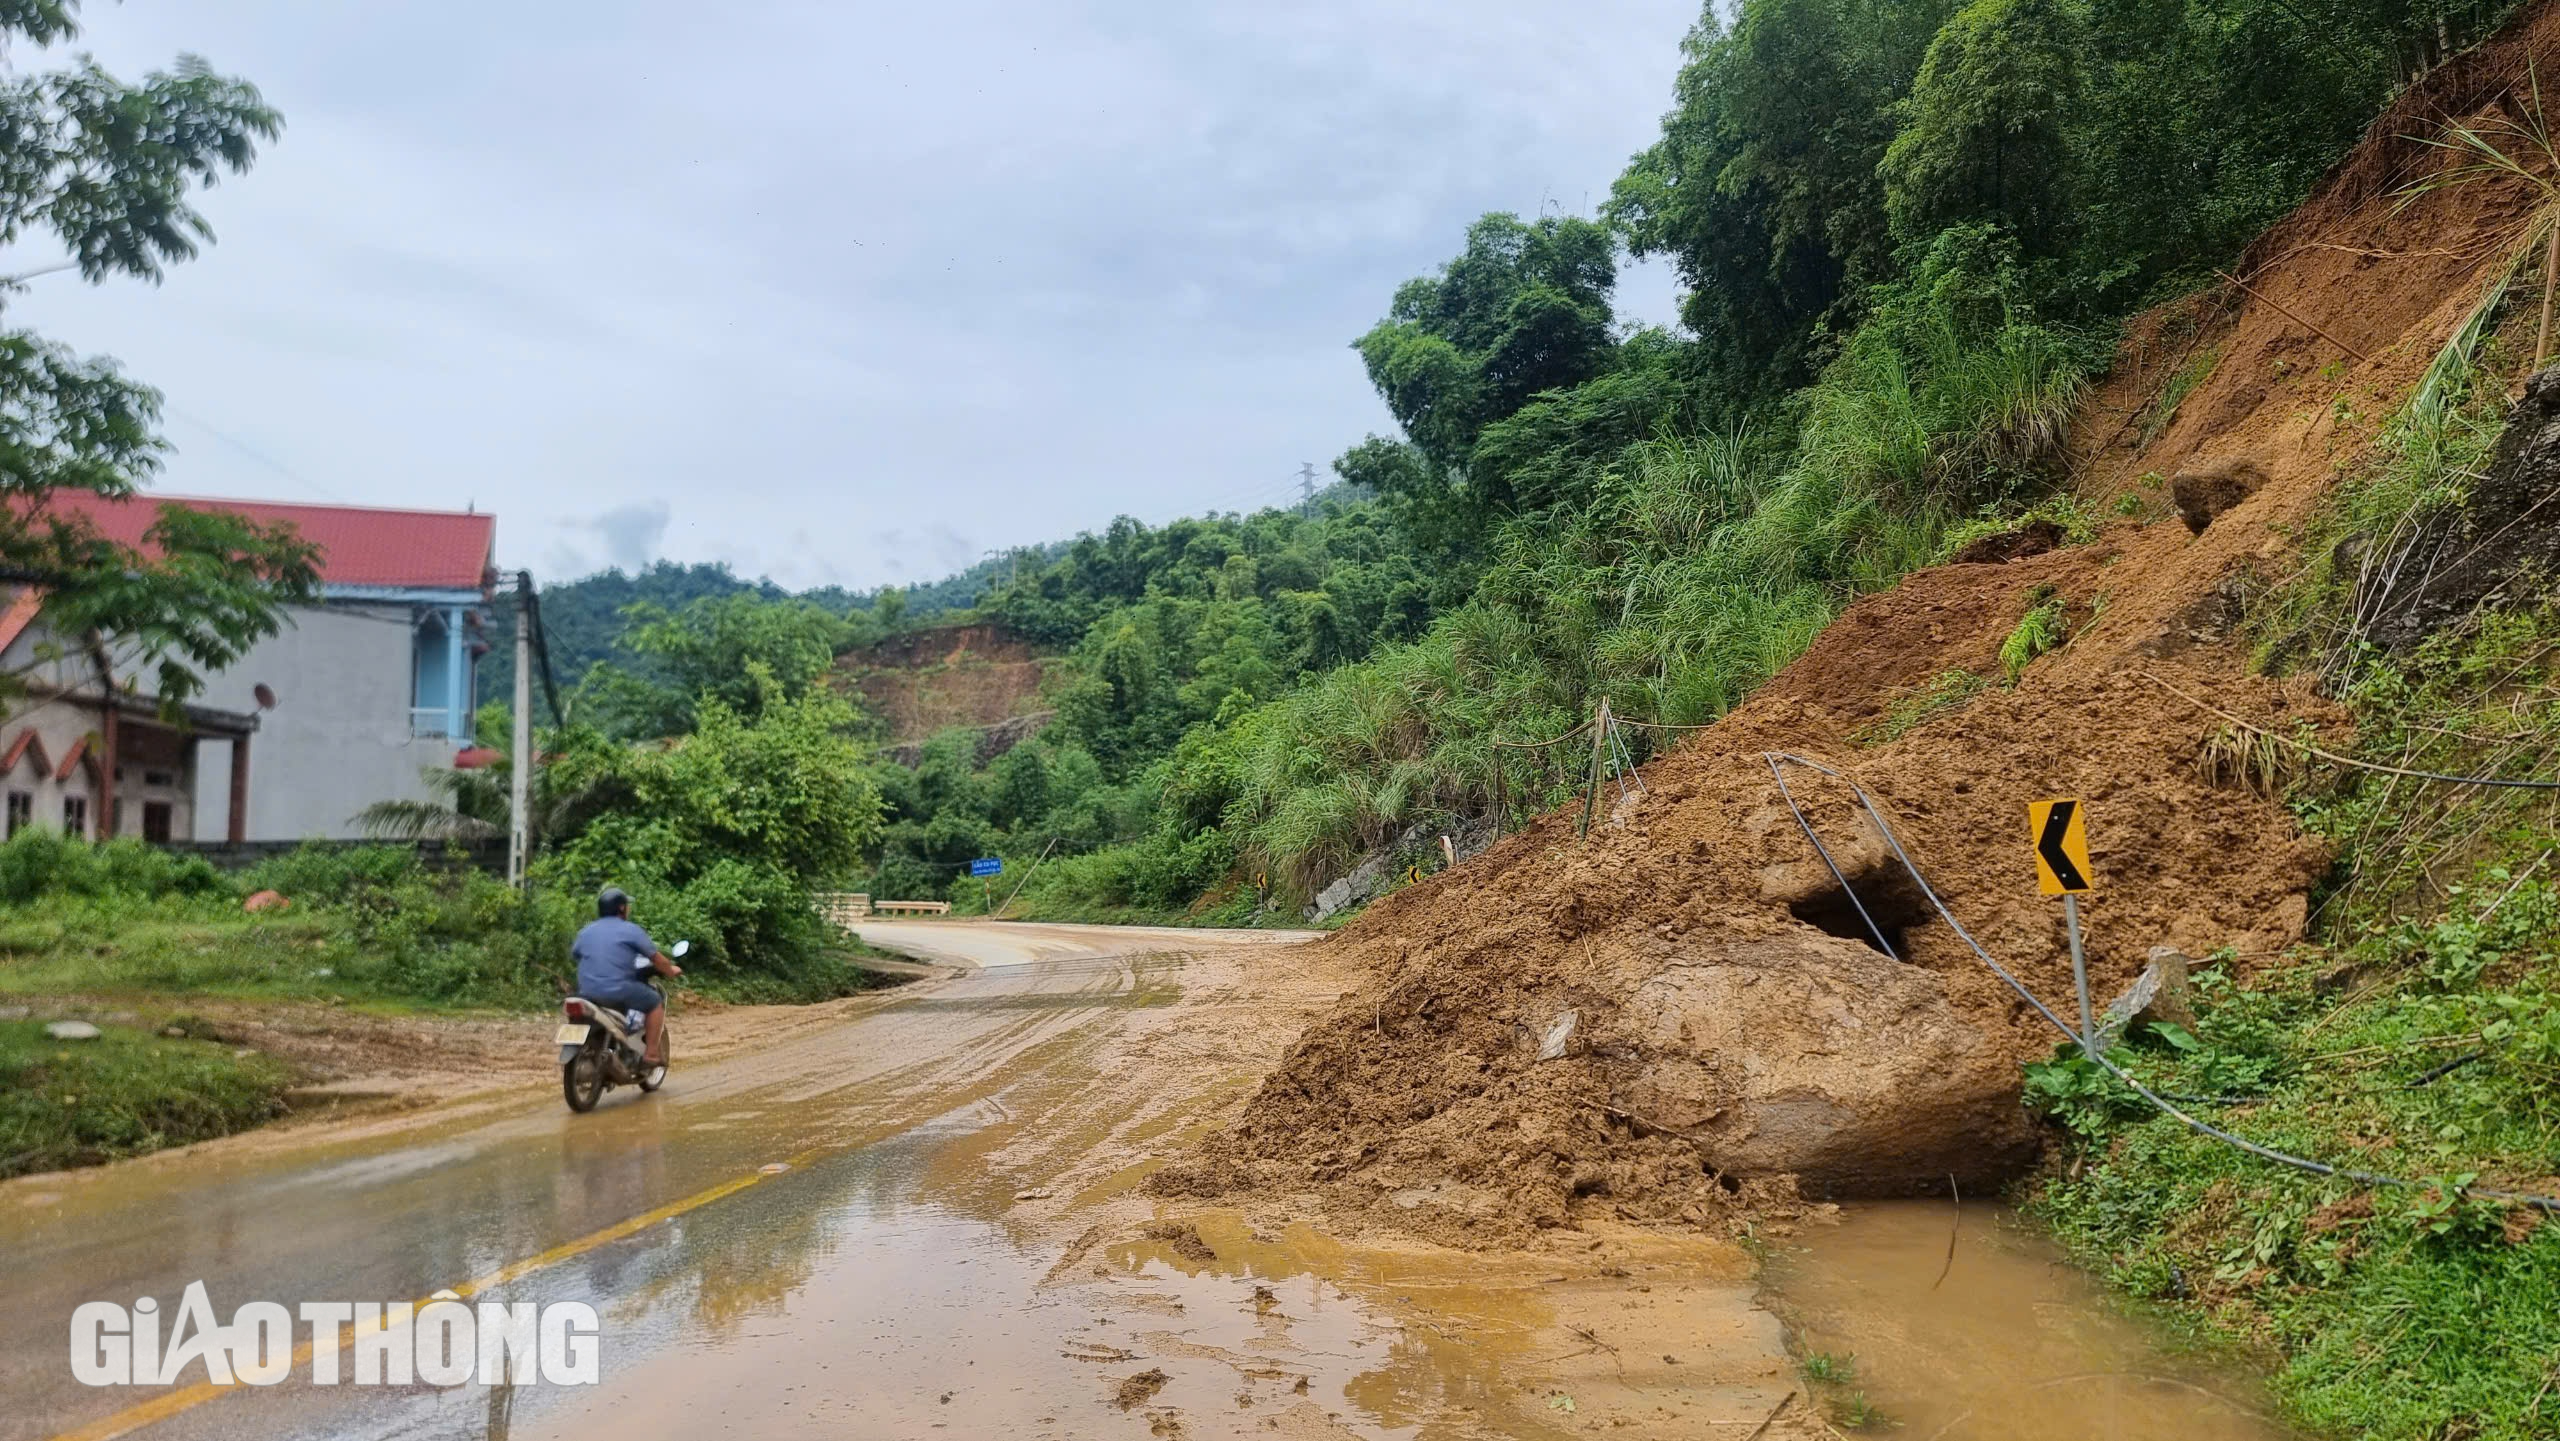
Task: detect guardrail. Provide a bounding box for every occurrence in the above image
[815,892,871,927]
[869,900,950,917]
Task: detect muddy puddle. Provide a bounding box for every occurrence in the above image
[1763,1201,2290,1440]
[470,1120,1788,1441]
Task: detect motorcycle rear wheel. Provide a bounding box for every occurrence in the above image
[562,1049,606,1112]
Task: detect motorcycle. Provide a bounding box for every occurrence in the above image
[555,940,687,1113]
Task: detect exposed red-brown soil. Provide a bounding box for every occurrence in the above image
[835,621,1051,745]
[1158,4,2560,1245]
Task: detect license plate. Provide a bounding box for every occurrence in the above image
[554,1024,591,1045]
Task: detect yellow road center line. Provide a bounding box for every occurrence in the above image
[48,1150,816,1441]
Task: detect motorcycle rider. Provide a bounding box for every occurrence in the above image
[571,887,682,1067]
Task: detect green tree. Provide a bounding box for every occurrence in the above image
[988,742,1050,829]
[0,6,317,705]
[1610,0,1955,399]
[576,592,850,738]
[1351,213,1619,482]
[1880,0,2087,255]
[541,678,883,969]
[871,587,906,630]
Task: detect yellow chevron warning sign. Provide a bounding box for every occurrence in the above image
[2028,798,2095,895]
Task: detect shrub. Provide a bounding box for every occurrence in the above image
[0,831,228,905]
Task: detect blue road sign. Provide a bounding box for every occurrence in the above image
[969,857,1003,878]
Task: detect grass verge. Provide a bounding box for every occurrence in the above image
[0,1019,295,1179]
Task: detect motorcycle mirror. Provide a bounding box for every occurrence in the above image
[672,940,691,958]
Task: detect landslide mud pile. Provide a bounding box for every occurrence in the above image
[1157,7,2560,1244]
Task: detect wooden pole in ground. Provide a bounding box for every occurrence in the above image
[995,835,1059,916]
[1578,697,1611,840]
[2537,218,2559,368]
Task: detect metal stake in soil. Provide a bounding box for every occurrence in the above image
[1578,697,1611,840]
[2065,891,2094,1059]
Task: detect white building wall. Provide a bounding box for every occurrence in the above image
[0,694,103,838]
[188,604,459,842]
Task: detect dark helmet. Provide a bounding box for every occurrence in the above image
[597,886,631,919]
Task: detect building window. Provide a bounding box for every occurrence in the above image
[141,802,172,845]
[62,795,86,839]
[5,791,27,836]
[142,770,175,789]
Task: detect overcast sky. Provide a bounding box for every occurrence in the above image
[8,1,1698,591]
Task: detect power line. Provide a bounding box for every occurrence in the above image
[161,405,350,505]
[523,581,566,726]
[1204,473,1305,516]
[0,260,77,287]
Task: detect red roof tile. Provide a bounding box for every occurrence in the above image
[2,727,46,777]
[29,492,494,592]
[0,587,45,654]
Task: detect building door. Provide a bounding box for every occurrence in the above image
[141,801,172,844]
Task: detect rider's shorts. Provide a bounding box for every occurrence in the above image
[579,976,662,1014]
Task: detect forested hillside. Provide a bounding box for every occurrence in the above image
[518,0,2516,925]
[943,0,2513,917]
[480,550,1052,706]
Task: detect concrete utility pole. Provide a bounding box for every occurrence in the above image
[1298,462,1317,517]
[508,570,533,886]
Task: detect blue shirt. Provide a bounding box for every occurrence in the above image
[572,917,660,996]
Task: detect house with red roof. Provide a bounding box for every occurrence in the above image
[0,494,496,843]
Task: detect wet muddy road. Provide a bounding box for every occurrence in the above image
[4,924,1332,1441]
[7,923,1807,1441]
[4,922,2289,1441]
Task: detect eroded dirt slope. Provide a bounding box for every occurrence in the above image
[835,620,1051,749]
[1158,3,2560,1245]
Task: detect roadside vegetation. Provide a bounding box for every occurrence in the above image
[0,832,888,1013]
[2029,291,2560,1437]
[0,1018,294,1180]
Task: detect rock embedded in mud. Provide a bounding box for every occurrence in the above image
[2098,947,2196,1043]
[1536,1010,1579,1062]
[43,1021,100,1041]
[2170,458,2269,534]
[1618,935,2038,1194]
